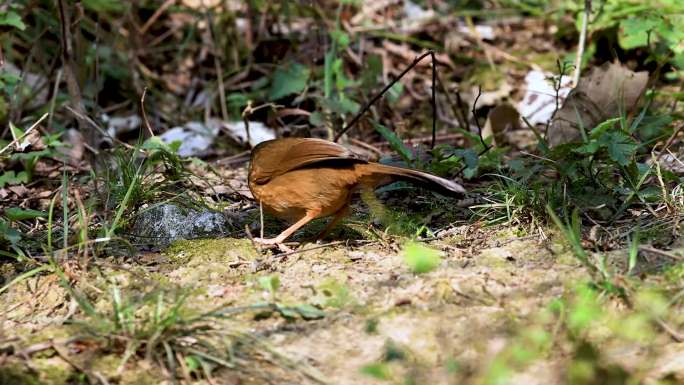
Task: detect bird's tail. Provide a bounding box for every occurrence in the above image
[355,163,465,196]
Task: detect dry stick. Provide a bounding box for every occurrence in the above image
[436,71,468,131]
[140,87,155,137]
[430,50,437,149]
[57,0,93,151]
[0,112,48,156]
[259,200,264,239]
[333,50,436,144]
[638,245,683,260]
[47,69,63,131]
[140,0,175,34]
[656,121,684,161]
[205,9,229,123]
[573,0,592,87]
[454,86,490,177]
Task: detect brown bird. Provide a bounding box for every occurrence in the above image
[248,137,466,244]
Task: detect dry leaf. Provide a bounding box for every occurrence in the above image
[548,62,648,147]
[482,103,520,147]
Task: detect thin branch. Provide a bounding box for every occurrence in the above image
[0,113,48,156]
[334,50,435,142]
[430,51,437,149]
[573,0,591,86]
[140,87,154,137]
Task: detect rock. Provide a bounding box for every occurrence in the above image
[131,204,230,248]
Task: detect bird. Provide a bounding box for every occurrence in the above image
[247,137,466,244]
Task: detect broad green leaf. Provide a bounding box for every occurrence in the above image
[5,207,46,221]
[0,171,28,187]
[454,148,479,179]
[573,140,600,155]
[599,131,638,166]
[373,122,413,164]
[619,16,660,49]
[402,241,442,274]
[268,62,310,100]
[0,10,25,30]
[589,117,621,139]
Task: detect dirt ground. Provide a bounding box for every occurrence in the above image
[4,212,683,384]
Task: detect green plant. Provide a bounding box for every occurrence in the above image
[401,241,442,274]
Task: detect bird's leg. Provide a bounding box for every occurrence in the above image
[254,209,321,245]
[315,204,350,241]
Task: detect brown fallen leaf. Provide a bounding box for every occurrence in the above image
[548,61,649,147]
[482,103,520,147]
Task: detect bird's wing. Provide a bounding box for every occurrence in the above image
[250,138,365,184]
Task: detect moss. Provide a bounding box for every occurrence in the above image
[164,238,258,264]
[34,357,73,385]
[90,354,121,379]
[0,362,41,385]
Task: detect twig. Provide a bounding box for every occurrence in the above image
[334,50,435,141]
[430,50,437,149]
[48,68,63,131]
[272,240,369,259]
[656,317,684,342]
[57,0,94,152]
[454,86,490,177]
[140,87,155,137]
[436,71,468,131]
[472,86,487,149]
[259,201,264,239]
[140,0,175,34]
[573,0,591,86]
[545,60,571,136]
[656,121,684,161]
[205,9,229,123]
[0,113,48,156]
[638,245,683,260]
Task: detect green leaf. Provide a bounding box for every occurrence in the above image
[360,363,391,380]
[619,16,660,49]
[292,304,325,320]
[184,355,201,373]
[0,11,26,31]
[268,62,310,100]
[572,140,600,155]
[258,275,280,295]
[330,30,350,48]
[454,148,479,179]
[373,122,413,164]
[5,207,47,221]
[599,131,638,166]
[589,117,621,139]
[308,111,325,127]
[402,241,442,274]
[0,171,28,188]
[82,0,125,12]
[0,219,21,244]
